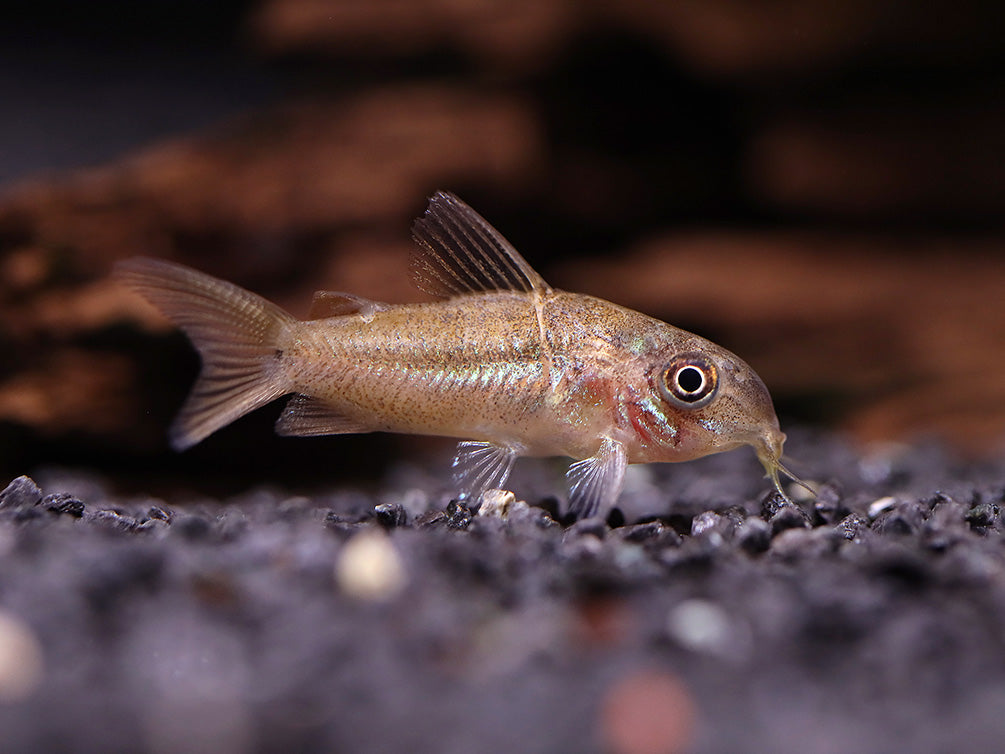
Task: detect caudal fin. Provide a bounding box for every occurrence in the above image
[115,257,296,450]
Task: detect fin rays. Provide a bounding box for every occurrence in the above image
[275,394,371,436]
[411,191,550,298]
[452,441,518,501]
[115,257,295,450]
[566,437,627,519]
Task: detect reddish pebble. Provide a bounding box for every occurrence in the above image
[601,670,697,754]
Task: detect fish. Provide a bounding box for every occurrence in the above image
[115,191,802,518]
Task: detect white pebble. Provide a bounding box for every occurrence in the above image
[868,496,898,519]
[667,599,733,657]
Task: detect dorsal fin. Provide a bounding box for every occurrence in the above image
[410,192,551,299]
[307,291,387,320]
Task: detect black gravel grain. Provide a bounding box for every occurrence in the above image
[1,430,1005,753]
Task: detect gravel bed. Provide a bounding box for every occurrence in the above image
[1,430,1004,753]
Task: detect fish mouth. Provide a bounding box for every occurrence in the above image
[753,429,812,502]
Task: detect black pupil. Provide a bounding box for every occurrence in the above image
[677,366,704,394]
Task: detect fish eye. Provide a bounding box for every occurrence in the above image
[659,354,718,408]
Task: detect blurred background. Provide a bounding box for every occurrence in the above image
[1,0,1003,490]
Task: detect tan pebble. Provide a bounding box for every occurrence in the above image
[786,479,819,503]
[478,489,517,518]
[0,610,44,701]
[335,528,407,600]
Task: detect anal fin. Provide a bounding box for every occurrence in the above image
[566,437,627,519]
[275,394,371,437]
[452,441,519,501]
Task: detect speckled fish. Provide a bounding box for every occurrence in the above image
[116,192,801,518]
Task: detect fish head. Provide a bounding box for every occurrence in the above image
[644,338,792,496]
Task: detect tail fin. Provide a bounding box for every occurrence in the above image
[115,257,297,450]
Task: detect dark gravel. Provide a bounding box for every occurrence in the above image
[1,429,1005,754]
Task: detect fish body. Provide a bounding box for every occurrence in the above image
[117,192,794,517]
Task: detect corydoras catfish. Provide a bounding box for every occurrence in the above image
[116,192,801,518]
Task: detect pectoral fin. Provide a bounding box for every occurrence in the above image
[566,437,627,519]
[452,441,519,501]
